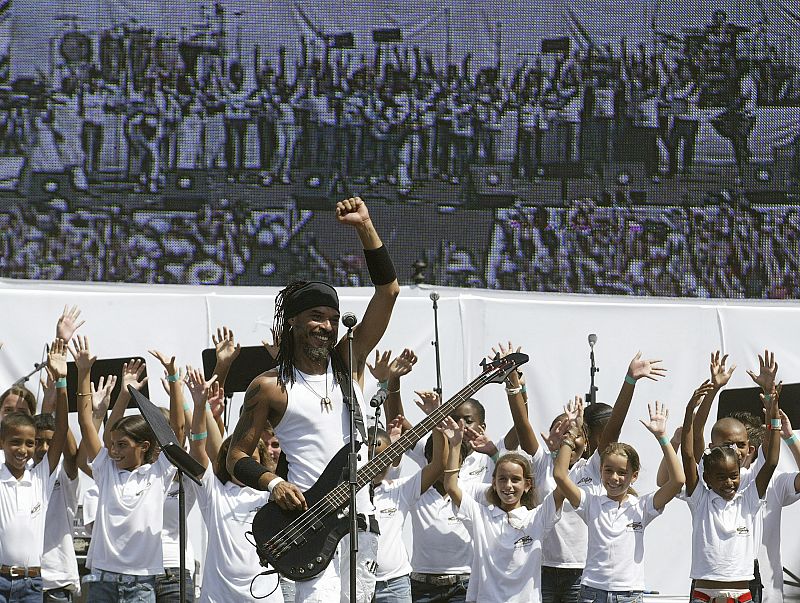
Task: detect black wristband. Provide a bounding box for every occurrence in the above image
[233,456,269,490]
[363,245,397,285]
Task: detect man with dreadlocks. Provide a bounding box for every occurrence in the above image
[226,196,399,603]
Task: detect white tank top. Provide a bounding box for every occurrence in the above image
[275,360,374,513]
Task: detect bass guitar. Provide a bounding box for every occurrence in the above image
[251,352,529,581]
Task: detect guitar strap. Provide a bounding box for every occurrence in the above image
[342,393,368,443]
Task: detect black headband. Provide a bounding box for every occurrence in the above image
[284,281,340,318]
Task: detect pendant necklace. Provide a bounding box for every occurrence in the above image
[297,369,332,412]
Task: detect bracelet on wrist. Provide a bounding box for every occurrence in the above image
[267,476,285,493]
[190,431,207,441]
[166,373,181,383]
[387,388,400,394]
[378,380,388,391]
[183,401,191,412]
[783,433,798,445]
[624,374,636,386]
[442,468,461,474]
[770,418,782,430]
[505,385,523,395]
[55,377,68,389]
[77,392,93,397]
[657,435,670,446]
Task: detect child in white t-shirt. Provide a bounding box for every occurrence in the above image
[681,381,786,603]
[443,413,562,603]
[554,398,686,603]
[185,368,283,603]
[0,338,69,602]
[73,337,176,603]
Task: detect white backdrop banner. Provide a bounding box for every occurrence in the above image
[1,279,799,594]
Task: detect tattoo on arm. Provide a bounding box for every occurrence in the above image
[230,409,254,447]
[243,384,261,412]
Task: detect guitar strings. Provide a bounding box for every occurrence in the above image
[265,363,512,558]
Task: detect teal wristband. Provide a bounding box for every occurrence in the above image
[55,377,67,389]
[521,384,527,394]
[763,394,772,402]
[166,373,180,383]
[378,380,388,391]
[190,431,207,441]
[183,401,191,412]
[624,374,636,385]
[771,418,782,429]
[657,435,670,446]
[491,452,500,462]
[784,433,798,445]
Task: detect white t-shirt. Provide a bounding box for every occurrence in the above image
[190,465,283,603]
[685,479,764,582]
[409,485,472,574]
[757,471,800,601]
[576,489,663,591]
[457,492,560,603]
[161,478,197,568]
[539,450,603,568]
[87,448,176,575]
[0,459,57,567]
[42,465,80,591]
[408,439,495,486]
[374,470,422,580]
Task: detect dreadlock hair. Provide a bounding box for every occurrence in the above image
[273,280,349,388]
[486,452,538,510]
[728,411,765,451]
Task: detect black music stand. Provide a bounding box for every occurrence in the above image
[201,346,278,427]
[128,386,205,603]
[65,357,150,413]
[718,383,800,427]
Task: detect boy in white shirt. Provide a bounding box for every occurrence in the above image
[0,339,69,602]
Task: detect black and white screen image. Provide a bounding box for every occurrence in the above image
[0,0,798,298]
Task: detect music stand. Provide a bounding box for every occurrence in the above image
[128,386,205,603]
[718,383,800,427]
[65,357,150,413]
[201,346,278,427]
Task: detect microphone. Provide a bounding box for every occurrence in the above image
[588,333,598,348]
[429,291,440,302]
[370,388,389,408]
[342,312,358,328]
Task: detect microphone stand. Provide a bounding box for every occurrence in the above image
[430,292,443,400]
[587,346,599,405]
[13,359,48,387]
[345,320,358,603]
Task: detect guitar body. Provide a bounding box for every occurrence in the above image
[252,444,355,581]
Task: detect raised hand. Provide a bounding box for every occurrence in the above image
[40,368,57,414]
[564,395,584,428]
[388,348,417,380]
[213,326,241,366]
[262,327,281,359]
[779,409,793,440]
[92,375,117,418]
[56,305,85,342]
[437,416,463,447]
[746,349,777,394]
[687,380,715,412]
[335,196,371,227]
[68,335,97,372]
[414,390,440,415]
[367,350,393,382]
[121,358,148,392]
[490,340,521,360]
[47,338,68,379]
[160,368,184,396]
[709,350,736,389]
[760,381,782,417]
[186,366,218,405]
[148,349,177,376]
[541,418,567,453]
[208,381,226,419]
[387,415,404,443]
[627,351,667,382]
[464,424,498,456]
[639,400,670,438]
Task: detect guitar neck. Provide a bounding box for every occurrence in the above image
[354,365,505,489]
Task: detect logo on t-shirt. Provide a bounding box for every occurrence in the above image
[379,506,398,517]
[447,515,462,526]
[576,477,594,486]
[514,535,534,549]
[468,468,484,476]
[736,526,750,536]
[31,502,41,516]
[625,521,643,532]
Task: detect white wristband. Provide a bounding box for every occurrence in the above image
[267,476,285,493]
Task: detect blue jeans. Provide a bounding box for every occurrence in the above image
[374,575,411,603]
[85,575,156,603]
[154,569,193,603]
[0,575,44,603]
[410,576,468,603]
[542,567,583,603]
[579,585,643,603]
[43,587,72,603]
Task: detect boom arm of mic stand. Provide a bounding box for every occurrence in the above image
[13,360,48,387]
